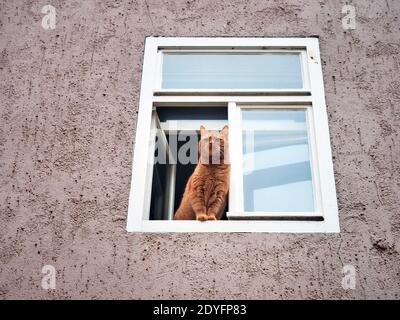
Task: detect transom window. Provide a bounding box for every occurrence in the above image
[161,52,304,89]
[127,37,339,233]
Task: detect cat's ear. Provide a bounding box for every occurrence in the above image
[221,125,229,137]
[200,125,206,137]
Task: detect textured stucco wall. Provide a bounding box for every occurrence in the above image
[0,0,399,299]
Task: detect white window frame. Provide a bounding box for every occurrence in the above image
[127,37,339,233]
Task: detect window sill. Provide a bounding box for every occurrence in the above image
[126,220,340,233]
[226,212,323,221]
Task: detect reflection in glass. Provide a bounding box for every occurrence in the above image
[242,109,314,212]
[162,53,303,89]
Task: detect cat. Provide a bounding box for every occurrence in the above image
[174,125,230,221]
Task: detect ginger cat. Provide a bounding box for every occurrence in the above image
[174,125,230,221]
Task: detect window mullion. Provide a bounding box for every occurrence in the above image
[143,112,158,220]
[227,102,244,217]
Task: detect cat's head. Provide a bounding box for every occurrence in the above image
[198,125,229,165]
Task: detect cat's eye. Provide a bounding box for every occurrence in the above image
[127,37,339,233]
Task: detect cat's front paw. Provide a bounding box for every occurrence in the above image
[196,214,208,221]
[207,215,217,221]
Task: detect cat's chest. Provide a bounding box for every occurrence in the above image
[196,166,228,198]
[203,178,216,199]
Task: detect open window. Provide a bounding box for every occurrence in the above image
[127,37,339,232]
[149,107,228,221]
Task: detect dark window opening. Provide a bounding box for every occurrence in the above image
[149,107,228,220]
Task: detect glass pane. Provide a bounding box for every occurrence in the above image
[241,109,314,212]
[162,53,303,89]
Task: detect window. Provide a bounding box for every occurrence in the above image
[127,37,339,233]
[162,52,303,89]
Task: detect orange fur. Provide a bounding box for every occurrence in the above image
[174,125,230,221]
